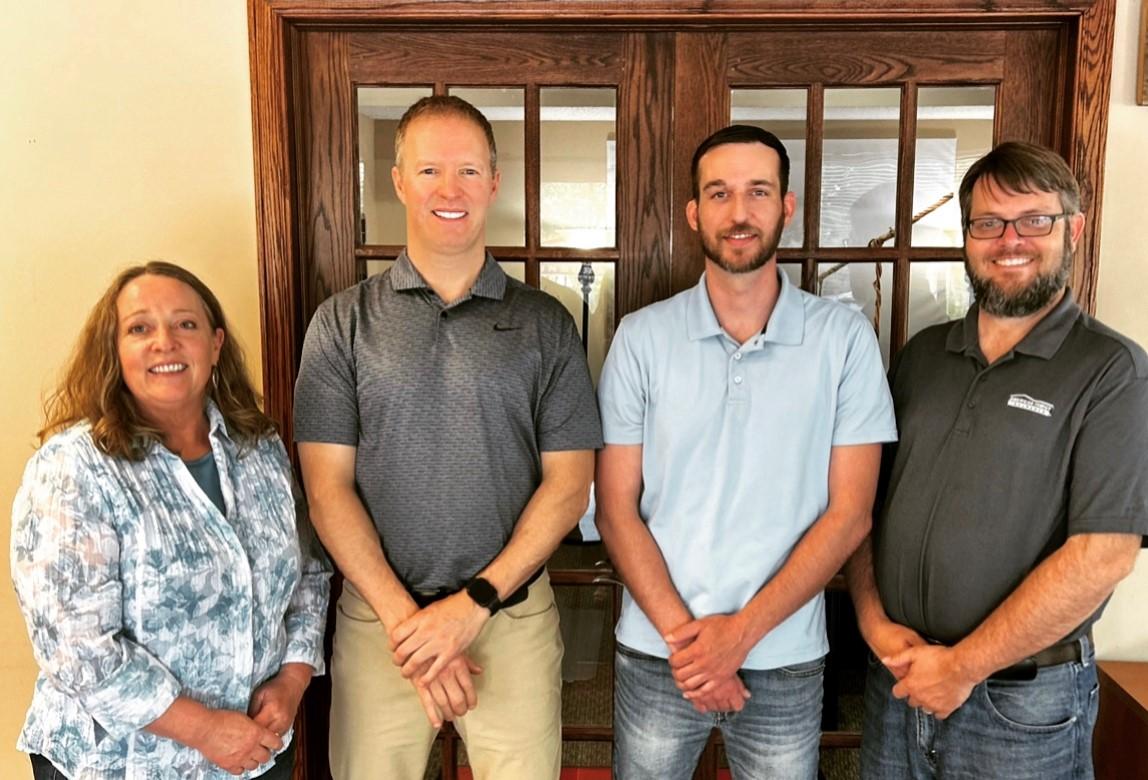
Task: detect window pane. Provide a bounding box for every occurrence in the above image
[364,259,395,277]
[909,261,972,338]
[818,261,893,367]
[357,87,434,246]
[731,89,807,248]
[498,261,525,283]
[821,88,901,249]
[913,86,996,247]
[779,262,803,290]
[540,89,617,249]
[557,583,614,758]
[448,87,526,247]
[540,261,615,386]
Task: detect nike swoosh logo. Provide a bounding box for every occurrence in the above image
[493,323,521,331]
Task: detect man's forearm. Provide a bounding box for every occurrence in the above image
[845,535,890,640]
[479,450,594,598]
[597,503,692,637]
[738,504,871,648]
[308,485,417,632]
[953,533,1140,681]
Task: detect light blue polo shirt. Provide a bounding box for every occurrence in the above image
[598,269,897,669]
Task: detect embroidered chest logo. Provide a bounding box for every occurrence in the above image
[1006,393,1054,418]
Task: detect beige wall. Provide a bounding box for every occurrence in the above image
[2,2,1146,776]
[0,3,259,777]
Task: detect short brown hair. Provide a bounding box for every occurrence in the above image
[959,141,1082,224]
[394,95,498,171]
[39,261,275,459]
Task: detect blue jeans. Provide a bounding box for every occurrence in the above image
[613,643,824,780]
[861,637,1099,780]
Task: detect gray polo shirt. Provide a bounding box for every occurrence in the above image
[875,290,1148,644]
[294,252,603,590]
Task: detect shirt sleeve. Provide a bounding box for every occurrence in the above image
[294,299,361,446]
[281,466,332,674]
[535,307,604,452]
[10,443,181,739]
[597,315,647,446]
[832,314,899,447]
[1067,351,1148,537]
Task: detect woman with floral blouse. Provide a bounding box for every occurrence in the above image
[11,261,330,778]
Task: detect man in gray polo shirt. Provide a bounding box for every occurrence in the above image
[294,96,601,780]
[848,141,1148,779]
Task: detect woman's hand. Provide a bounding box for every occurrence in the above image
[198,709,284,775]
[248,662,313,737]
[147,696,283,775]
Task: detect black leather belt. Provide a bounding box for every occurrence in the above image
[409,567,544,610]
[987,630,1091,681]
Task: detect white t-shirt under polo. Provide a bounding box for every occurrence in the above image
[598,268,897,670]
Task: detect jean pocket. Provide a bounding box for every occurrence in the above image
[779,656,827,679]
[982,675,1077,733]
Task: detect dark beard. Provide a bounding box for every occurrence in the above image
[701,212,785,275]
[965,231,1073,317]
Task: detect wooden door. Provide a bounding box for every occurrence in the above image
[247,4,1116,778]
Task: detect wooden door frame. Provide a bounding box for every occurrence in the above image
[249,0,1115,436]
[247,3,1115,777]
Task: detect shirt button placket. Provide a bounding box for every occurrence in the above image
[730,352,747,401]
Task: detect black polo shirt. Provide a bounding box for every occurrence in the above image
[874,290,1148,644]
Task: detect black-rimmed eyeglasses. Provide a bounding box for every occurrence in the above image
[965,213,1073,240]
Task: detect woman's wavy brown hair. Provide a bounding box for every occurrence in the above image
[39,261,276,459]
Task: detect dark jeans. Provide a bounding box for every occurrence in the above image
[31,739,296,780]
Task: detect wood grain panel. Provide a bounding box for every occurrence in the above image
[348,31,624,84]
[616,32,674,316]
[262,0,1096,23]
[999,27,1061,145]
[728,30,1005,85]
[1068,0,1115,314]
[671,33,728,295]
[298,32,358,313]
[249,0,301,439]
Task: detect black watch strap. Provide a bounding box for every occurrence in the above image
[465,576,502,615]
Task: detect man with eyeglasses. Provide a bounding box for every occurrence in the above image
[847,141,1148,779]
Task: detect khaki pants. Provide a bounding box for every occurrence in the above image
[329,573,563,780]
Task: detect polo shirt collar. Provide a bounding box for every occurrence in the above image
[685,266,805,345]
[945,288,1080,360]
[390,250,508,301]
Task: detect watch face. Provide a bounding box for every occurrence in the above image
[467,577,499,608]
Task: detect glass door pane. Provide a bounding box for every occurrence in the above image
[820,88,901,249]
[357,86,434,245]
[912,86,996,247]
[540,88,617,249]
[448,87,527,247]
[731,88,808,249]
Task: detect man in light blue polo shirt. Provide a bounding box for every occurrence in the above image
[596,125,897,779]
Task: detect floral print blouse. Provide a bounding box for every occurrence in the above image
[10,404,330,779]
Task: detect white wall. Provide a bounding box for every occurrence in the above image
[1090,0,1148,662]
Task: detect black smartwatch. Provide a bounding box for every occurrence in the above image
[465,576,502,615]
